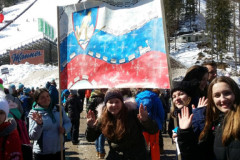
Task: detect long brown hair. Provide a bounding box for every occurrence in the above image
[199,76,240,145]
[101,89,128,140]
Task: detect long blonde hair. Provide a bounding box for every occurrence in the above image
[199,76,240,145]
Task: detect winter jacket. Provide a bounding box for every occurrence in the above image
[65,94,83,121]
[178,112,240,160]
[19,95,33,117]
[192,107,206,138]
[0,119,23,160]
[136,90,165,130]
[48,85,59,106]
[28,104,71,155]
[85,98,159,160]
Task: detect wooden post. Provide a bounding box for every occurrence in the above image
[57,6,64,160]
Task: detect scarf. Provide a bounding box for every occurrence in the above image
[32,101,56,123]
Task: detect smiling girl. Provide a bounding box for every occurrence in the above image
[177,76,240,160]
[86,88,158,160]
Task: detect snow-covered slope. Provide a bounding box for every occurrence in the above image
[0,0,79,54]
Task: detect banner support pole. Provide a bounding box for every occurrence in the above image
[57,6,64,160]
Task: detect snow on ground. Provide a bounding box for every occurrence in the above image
[0,63,58,89]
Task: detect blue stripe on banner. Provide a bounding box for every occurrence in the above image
[60,18,165,71]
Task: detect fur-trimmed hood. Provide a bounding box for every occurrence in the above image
[96,97,137,118]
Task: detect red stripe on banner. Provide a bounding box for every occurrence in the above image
[60,51,170,89]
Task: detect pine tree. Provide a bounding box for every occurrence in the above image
[206,0,232,63]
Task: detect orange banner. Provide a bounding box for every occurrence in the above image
[9,50,44,65]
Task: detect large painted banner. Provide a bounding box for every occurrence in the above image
[10,50,44,65]
[58,0,170,89]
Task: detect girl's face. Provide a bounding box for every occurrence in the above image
[106,98,123,116]
[172,91,190,109]
[199,73,209,91]
[0,110,6,125]
[37,91,51,108]
[212,82,235,113]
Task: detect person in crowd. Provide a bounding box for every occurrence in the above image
[85,89,92,105]
[119,88,132,99]
[177,76,240,160]
[9,84,18,97]
[6,85,24,116]
[86,88,159,160]
[86,89,106,159]
[61,89,70,105]
[17,83,24,97]
[65,89,83,145]
[78,89,86,108]
[28,88,71,160]
[19,87,33,130]
[169,80,207,151]
[202,61,217,83]
[159,90,168,134]
[46,81,59,106]
[0,91,23,160]
[136,89,165,159]
[183,65,209,107]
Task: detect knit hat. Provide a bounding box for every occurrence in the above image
[10,84,15,89]
[0,91,9,116]
[171,80,198,97]
[23,87,31,94]
[18,83,24,90]
[104,89,123,105]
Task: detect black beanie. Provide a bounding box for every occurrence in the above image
[104,90,123,105]
[171,80,199,97]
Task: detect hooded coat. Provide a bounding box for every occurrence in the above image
[0,119,22,160]
[135,90,165,130]
[85,98,158,160]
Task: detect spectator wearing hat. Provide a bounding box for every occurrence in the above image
[8,84,18,97]
[169,80,208,159]
[0,91,23,160]
[6,84,24,116]
[136,89,165,159]
[86,88,159,160]
[17,83,24,97]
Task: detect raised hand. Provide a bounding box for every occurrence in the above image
[178,106,193,129]
[197,96,208,108]
[32,112,43,125]
[137,103,148,122]
[192,97,208,110]
[86,110,96,128]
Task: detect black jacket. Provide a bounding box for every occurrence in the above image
[178,114,240,160]
[65,94,83,121]
[85,98,158,160]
